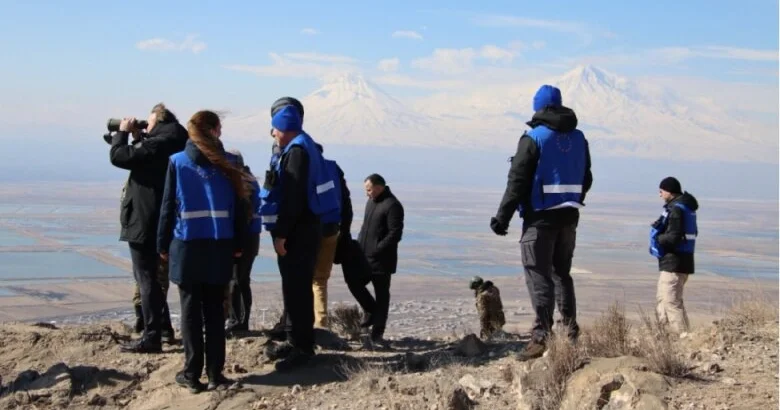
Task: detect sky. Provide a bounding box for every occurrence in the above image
[0,1,777,199]
[0,0,777,134]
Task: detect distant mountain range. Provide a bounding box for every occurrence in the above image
[226,65,777,163]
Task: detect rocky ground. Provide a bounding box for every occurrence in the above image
[0,298,776,410]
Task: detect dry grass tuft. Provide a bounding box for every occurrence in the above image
[522,328,588,410]
[722,291,778,329]
[580,301,633,358]
[328,303,363,340]
[634,307,690,378]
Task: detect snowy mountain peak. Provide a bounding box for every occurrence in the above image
[558,64,628,93]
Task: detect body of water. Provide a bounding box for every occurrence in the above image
[0,189,777,284]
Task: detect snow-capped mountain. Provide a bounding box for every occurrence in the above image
[225,65,777,162]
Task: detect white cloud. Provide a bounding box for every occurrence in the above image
[410,45,517,74]
[223,52,358,79]
[136,34,206,54]
[377,58,400,72]
[392,30,424,40]
[300,28,319,35]
[655,46,778,62]
[471,14,615,44]
[283,52,357,64]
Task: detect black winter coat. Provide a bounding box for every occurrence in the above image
[110,120,188,244]
[655,192,700,274]
[357,187,404,274]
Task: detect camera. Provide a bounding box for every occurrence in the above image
[103,118,150,144]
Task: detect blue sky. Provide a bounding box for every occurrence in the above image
[0,0,777,136]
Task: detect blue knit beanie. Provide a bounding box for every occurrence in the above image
[271,105,302,132]
[533,85,563,112]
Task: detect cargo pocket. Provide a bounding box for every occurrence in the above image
[520,227,538,268]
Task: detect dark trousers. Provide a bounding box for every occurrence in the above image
[520,223,579,342]
[277,229,321,353]
[129,241,164,344]
[369,273,392,340]
[179,282,226,380]
[228,251,256,330]
[341,239,377,315]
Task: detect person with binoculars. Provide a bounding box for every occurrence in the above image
[108,103,188,353]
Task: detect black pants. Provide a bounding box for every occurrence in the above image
[129,241,164,344]
[179,282,226,380]
[228,251,256,330]
[277,229,321,353]
[521,223,579,342]
[341,239,376,315]
[369,273,392,340]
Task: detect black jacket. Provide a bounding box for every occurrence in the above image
[357,187,404,274]
[494,106,593,229]
[110,120,189,244]
[271,145,319,239]
[157,140,248,285]
[333,163,354,265]
[655,192,699,274]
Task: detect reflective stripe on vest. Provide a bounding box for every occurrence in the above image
[181,210,230,219]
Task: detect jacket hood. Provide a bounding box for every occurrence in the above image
[526,106,579,132]
[670,191,699,211]
[533,85,562,112]
[149,120,188,142]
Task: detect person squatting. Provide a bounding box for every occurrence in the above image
[106,84,698,391]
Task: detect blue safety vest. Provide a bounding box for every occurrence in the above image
[225,152,262,235]
[649,203,698,258]
[517,126,587,218]
[320,158,343,225]
[258,133,340,231]
[170,152,235,241]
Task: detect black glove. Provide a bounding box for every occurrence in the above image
[490,217,508,236]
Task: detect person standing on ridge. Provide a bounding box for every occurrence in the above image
[312,142,345,329]
[259,105,340,371]
[358,173,404,346]
[157,111,251,393]
[224,149,262,336]
[490,84,593,361]
[110,103,188,353]
[649,177,698,334]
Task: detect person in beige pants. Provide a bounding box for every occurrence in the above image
[313,232,339,328]
[649,177,699,334]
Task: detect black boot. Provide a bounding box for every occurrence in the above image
[133,305,144,334]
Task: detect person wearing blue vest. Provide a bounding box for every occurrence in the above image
[157,110,252,393]
[224,149,262,336]
[491,84,593,361]
[312,142,343,329]
[650,176,699,334]
[261,104,339,372]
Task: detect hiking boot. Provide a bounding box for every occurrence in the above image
[268,324,287,342]
[176,372,206,394]
[161,328,176,345]
[207,374,235,391]
[133,306,144,334]
[274,348,314,373]
[120,338,162,354]
[264,341,294,361]
[516,339,546,362]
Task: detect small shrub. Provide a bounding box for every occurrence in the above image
[523,328,588,410]
[581,301,633,358]
[329,303,363,340]
[634,307,690,378]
